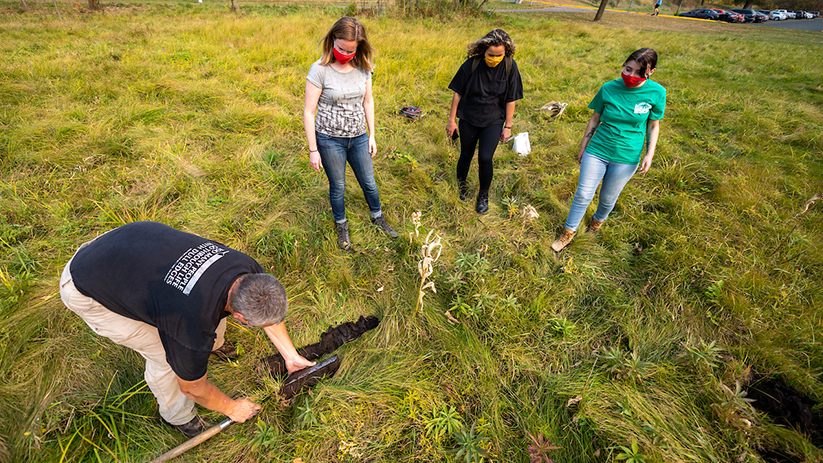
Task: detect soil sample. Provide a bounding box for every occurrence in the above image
[279,355,341,400]
[258,315,379,378]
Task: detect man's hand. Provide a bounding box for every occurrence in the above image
[264,322,316,375]
[178,375,260,422]
[228,397,262,423]
[286,355,316,375]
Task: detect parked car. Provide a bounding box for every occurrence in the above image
[760,9,785,20]
[773,9,795,18]
[794,11,812,18]
[711,8,745,22]
[809,11,820,18]
[731,8,765,22]
[758,9,777,19]
[679,8,720,19]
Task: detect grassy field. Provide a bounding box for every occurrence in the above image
[1,3,822,462]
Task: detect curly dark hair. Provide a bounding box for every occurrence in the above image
[466,29,515,59]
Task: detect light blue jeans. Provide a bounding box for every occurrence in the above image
[564,151,638,232]
[316,132,382,223]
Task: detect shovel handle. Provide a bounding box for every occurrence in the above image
[149,418,234,463]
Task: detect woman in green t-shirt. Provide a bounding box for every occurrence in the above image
[551,48,666,252]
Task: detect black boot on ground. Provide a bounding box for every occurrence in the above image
[172,416,212,438]
[458,182,469,202]
[475,189,489,214]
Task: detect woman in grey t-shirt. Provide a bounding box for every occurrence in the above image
[303,17,397,251]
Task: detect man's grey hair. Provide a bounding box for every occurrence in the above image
[229,274,288,326]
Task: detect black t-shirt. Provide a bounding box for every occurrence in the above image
[70,221,265,381]
[448,56,524,127]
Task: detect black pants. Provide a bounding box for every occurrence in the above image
[456,120,503,193]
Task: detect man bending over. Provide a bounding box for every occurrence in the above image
[59,221,314,437]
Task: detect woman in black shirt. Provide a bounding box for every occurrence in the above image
[446,29,523,214]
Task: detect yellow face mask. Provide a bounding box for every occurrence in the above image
[485,54,504,68]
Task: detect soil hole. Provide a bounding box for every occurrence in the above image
[746,375,823,462]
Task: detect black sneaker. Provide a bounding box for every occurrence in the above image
[211,340,238,361]
[172,416,212,438]
[335,221,352,251]
[371,215,398,238]
[475,190,489,214]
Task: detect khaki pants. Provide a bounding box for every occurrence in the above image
[59,256,226,426]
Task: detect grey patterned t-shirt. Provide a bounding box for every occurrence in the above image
[307,60,372,138]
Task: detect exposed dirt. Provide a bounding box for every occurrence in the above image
[748,375,823,446]
[747,375,823,462]
[758,448,800,463]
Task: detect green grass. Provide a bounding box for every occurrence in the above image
[1,3,822,462]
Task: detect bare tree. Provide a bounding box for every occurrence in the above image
[53,0,63,19]
[594,0,608,20]
[230,0,238,12]
[21,0,28,11]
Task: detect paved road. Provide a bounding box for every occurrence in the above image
[753,17,823,31]
[493,4,635,13]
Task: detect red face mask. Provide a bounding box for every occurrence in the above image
[621,72,646,88]
[333,47,356,65]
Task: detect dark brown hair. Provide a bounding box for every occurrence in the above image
[466,29,516,59]
[320,17,375,72]
[624,48,658,78]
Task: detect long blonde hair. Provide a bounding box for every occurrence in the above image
[320,17,375,72]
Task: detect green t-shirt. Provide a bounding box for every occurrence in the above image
[586,78,666,164]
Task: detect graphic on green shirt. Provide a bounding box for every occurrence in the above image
[586,79,666,164]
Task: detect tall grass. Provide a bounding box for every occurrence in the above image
[1,3,822,462]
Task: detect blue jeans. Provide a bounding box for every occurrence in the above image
[564,152,638,232]
[316,132,382,223]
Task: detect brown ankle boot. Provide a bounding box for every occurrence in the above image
[586,219,605,233]
[551,228,576,252]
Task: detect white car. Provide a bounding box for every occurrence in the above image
[774,9,795,18]
[768,10,786,19]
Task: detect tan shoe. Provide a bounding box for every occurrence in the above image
[586,219,605,233]
[551,228,576,252]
